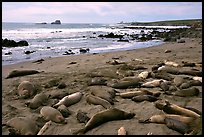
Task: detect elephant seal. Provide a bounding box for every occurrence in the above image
[192,77,202,83]
[37,120,52,135]
[5,69,40,79]
[179,70,202,77]
[25,92,48,109]
[89,86,116,105]
[40,106,66,124]
[86,94,113,109]
[111,78,142,89]
[159,81,169,91]
[132,95,159,102]
[6,117,38,135]
[164,117,192,134]
[87,77,107,86]
[141,79,163,88]
[53,92,83,108]
[173,76,185,87]
[57,104,71,118]
[118,126,127,135]
[116,89,153,99]
[150,72,173,81]
[162,100,200,118]
[17,81,35,99]
[73,108,135,135]
[76,110,90,124]
[164,60,180,67]
[139,114,195,125]
[138,71,149,79]
[174,87,200,97]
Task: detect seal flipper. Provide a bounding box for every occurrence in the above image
[164,117,191,134]
[72,128,86,135]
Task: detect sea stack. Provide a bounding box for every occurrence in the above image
[51,20,61,24]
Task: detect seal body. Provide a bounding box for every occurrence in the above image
[6,69,40,79]
[141,79,163,88]
[74,108,135,134]
[17,81,35,99]
[174,87,200,97]
[6,117,38,135]
[117,89,153,99]
[26,92,48,109]
[53,92,82,108]
[40,106,66,124]
[132,95,158,102]
[86,94,112,109]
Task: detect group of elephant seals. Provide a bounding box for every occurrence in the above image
[25,92,48,109]
[5,116,39,135]
[86,94,113,109]
[40,106,67,124]
[73,108,135,135]
[53,92,83,108]
[17,81,35,99]
[6,69,40,79]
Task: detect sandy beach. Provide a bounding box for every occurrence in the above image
[2,37,202,135]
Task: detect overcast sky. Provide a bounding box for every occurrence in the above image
[2,2,202,23]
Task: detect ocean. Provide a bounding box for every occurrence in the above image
[2,22,187,66]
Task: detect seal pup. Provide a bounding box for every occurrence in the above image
[53,92,83,108]
[141,79,163,88]
[118,126,127,135]
[40,106,67,124]
[5,69,40,79]
[164,60,180,67]
[132,95,159,102]
[25,92,48,109]
[5,116,38,135]
[73,108,135,135]
[17,80,35,99]
[116,89,153,99]
[86,94,113,109]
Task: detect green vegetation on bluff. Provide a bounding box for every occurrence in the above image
[129,19,202,27]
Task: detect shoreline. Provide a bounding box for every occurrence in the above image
[2,37,202,135]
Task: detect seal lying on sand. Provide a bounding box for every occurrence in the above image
[17,81,35,99]
[111,77,142,89]
[86,94,113,109]
[73,108,135,135]
[25,92,48,109]
[132,95,159,102]
[155,100,200,118]
[53,92,83,108]
[40,106,67,124]
[89,86,117,105]
[174,87,200,97]
[5,116,39,135]
[116,89,153,99]
[6,69,40,79]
